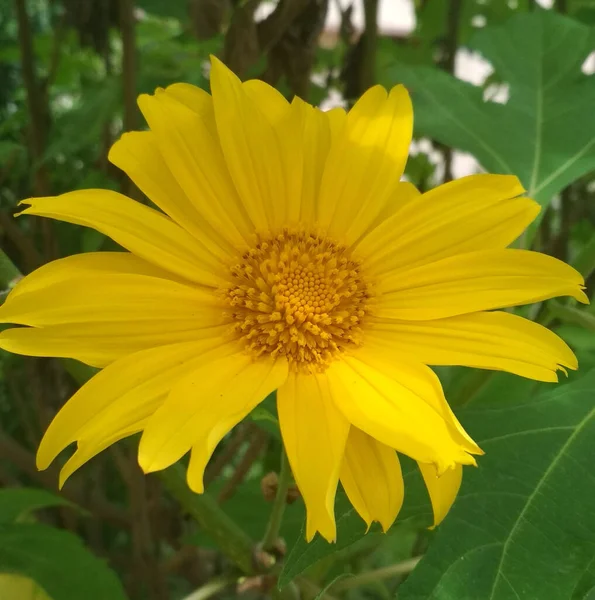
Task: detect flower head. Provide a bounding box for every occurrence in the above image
[0,57,586,542]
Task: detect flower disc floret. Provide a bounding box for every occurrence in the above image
[224,230,371,371]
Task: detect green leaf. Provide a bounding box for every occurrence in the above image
[279,465,429,587]
[0,488,73,525]
[393,11,595,208]
[399,369,595,600]
[547,302,595,332]
[314,574,354,599]
[0,248,20,291]
[0,524,127,600]
[572,233,595,280]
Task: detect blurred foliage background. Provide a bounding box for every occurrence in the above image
[1,0,595,599]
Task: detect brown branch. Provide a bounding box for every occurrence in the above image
[46,10,67,89]
[15,0,49,196]
[15,0,57,262]
[257,0,311,54]
[119,0,143,201]
[111,446,168,600]
[434,0,462,183]
[0,211,42,273]
[359,0,379,92]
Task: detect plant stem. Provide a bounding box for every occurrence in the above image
[261,449,291,550]
[330,557,422,593]
[159,464,255,575]
[181,579,232,600]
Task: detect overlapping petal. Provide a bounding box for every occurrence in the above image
[209,56,304,230]
[326,353,478,473]
[36,338,234,478]
[2,252,176,300]
[318,83,413,242]
[137,86,253,246]
[140,354,288,477]
[19,190,224,287]
[277,372,350,542]
[340,427,404,531]
[367,311,577,382]
[0,323,230,368]
[0,273,223,327]
[356,174,539,272]
[377,249,587,320]
[108,131,236,258]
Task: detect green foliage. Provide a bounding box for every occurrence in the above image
[0,488,73,524]
[400,369,595,600]
[1,1,594,599]
[0,524,128,600]
[0,489,125,600]
[392,11,595,209]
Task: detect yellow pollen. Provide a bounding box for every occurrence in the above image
[224,230,372,372]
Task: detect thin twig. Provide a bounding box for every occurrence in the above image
[0,211,43,271]
[261,449,291,551]
[119,0,143,201]
[111,446,169,600]
[330,557,423,593]
[159,464,256,575]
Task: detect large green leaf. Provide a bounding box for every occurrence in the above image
[399,369,595,600]
[393,11,595,207]
[0,488,73,525]
[0,524,128,600]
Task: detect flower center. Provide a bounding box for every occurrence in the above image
[224,230,372,372]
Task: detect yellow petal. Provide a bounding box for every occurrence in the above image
[358,174,539,272]
[209,56,303,230]
[140,354,288,475]
[318,84,413,242]
[59,419,150,487]
[4,252,176,301]
[350,347,481,455]
[377,249,588,320]
[417,462,462,527]
[37,338,234,472]
[367,311,578,382]
[0,323,229,368]
[277,371,349,542]
[108,131,236,258]
[161,82,213,116]
[326,355,475,474]
[19,190,224,287]
[340,427,404,531]
[297,103,332,225]
[137,89,253,245]
[0,273,223,327]
[242,79,290,120]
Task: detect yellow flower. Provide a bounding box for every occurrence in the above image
[0,57,587,542]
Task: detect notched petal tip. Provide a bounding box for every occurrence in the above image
[306,512,337,543]
[576,287,590,304]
